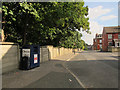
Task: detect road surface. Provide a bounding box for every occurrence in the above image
[2,50,119,89]
[65,51,118,88]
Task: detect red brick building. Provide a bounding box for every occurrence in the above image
[102,26,120,51]
[93,33,102,50]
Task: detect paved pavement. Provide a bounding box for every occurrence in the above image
[2,52,82,88]
[2,50,119,89]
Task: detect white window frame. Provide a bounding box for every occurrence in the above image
[108,42,112,46]
[99,44,102,48]
[108,34,112,39]
[115,42,120,47]
[95,39,96,42]
[118,34,120,39]
[99,40,102,43]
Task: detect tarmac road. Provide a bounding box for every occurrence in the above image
[2,50,119,89]
[65,50,118,88]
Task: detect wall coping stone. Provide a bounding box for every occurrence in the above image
[0,42,18,45]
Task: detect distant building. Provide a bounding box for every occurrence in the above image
[93,39,95,50]
[93,33,102,50]
[87,45,92,50]
[102,26,120,51]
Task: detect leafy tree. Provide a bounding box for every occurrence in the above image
[2,2,41,45]
[2,2,90,48]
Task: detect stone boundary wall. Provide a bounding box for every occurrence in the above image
[38,45,77,62]
[40,46,49,63]
[0,29,5,42]
[46,45,74,59]
[108,46,120,52]
[1,44,50,74]
[1,43,79,73]
[0,42,20,74]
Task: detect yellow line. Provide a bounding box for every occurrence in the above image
[63,66,86,89]
[63,52,87,90]
[66,53,78,61]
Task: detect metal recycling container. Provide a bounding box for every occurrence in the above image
[20,45,40,70]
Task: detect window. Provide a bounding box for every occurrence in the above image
[118,43,120,47]
[115,42,120,47]
[100,44,102,49]
[99,34,102,38]
[99,40,102,43]
[118,34,120,39]
[95,39,96,42]
[108,42,112,46]
[108,34,112,39]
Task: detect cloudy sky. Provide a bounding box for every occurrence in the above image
[81,1,118,45]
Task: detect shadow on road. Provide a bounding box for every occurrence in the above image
[2,50,119,88]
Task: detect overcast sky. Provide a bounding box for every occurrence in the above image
[81,1,118,45]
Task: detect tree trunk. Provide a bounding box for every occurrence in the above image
[22,12,28,46]
[23,29,26,46]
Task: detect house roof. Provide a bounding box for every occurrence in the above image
[103,26,120,33]
[96,33,102,38]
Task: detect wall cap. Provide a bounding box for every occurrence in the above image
[0,42,18,45]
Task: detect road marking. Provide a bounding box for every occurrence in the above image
[66,53,78,61]
[63,65,87,90]
[63,52,87,90]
